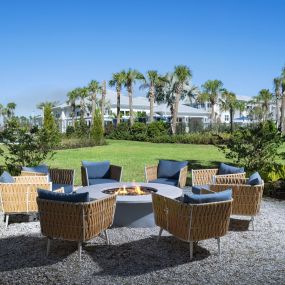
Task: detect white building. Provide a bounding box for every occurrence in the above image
[52,90,210,133]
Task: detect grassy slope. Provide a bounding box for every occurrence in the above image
[46,140,228,185]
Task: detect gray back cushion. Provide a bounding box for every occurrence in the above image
[158,160,188,179]
[82,161,111,179]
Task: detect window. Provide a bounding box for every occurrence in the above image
[224,115,229,122]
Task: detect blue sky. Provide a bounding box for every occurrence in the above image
[0,0,284,116]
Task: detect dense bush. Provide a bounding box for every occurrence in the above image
[147,121,169,138]
[130,122,147,141]
[217,121,285,177]
[56,138,106,150]
[108,122,131,140]
[90,109,105,145]
[65,125,75,137]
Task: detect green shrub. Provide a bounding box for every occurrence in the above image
[108,122,131,140]
[146,121,168,138]
[262,164,285,182]
[130,122,147,141]
[90,109,105,145]
[65,126,75,137]
[75,118,89,138]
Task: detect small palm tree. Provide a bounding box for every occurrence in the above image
[67,88,80,127]
[172,65,192,134]
[197,80,223,126]
[88,80,101,125]
[140,70,168,122]
[219,89,238,133]
[6,102,16,118]
[109,71,126,125]
[255,89,273,121]
[124,69,144,126]
[273,77,281,127]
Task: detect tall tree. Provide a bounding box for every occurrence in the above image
[219,89,238,133]
[140,70,168,122]
[172,65,192,134]
[88,80,101,125]
[78,87,89,121]
[254,89,273,121]
[280,66,285,132]
[101,80,106,129]
[6,102,16,118]
[197,80,223,126]
[67,88,80,127]
[109,71,126,125]
[273,77,281,127]
[124,69,144,126]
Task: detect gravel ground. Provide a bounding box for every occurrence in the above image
[0,197,284,285]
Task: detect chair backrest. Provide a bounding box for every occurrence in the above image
[37,194,117,242]
[152,193,232,242]
[0,182,51,214]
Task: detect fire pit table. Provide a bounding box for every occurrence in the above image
[77,182,183,228]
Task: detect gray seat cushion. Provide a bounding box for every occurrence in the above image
[157,160,188,179]
[52,183,73,194]
[149,178,178,186]
[82,161,111,179]
[89,178,118,185]
[192,185,210,194]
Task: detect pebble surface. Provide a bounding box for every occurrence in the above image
[0,197,284,285]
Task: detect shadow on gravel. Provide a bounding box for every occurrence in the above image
[0,235,73,272]
[229,218,251,231]
[88,236,210,277]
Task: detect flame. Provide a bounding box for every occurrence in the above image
[116,186,128,195]
[115,185,146,195]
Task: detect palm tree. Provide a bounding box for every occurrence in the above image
[88,80,101,125]
[219,89,238,133]
[197,80,223,126]
[273,77,281,127]
[101,80,106,129]
[280,66,285,132]
[140,70,168,122]
[78,87,89,121]
[6,102,16,118]
[109,71,126,125]
[67,88,80,127]
[254,89,273,121]
[172,65,192,134]
[124,69,144,126]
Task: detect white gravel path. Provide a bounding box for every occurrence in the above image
[0,197,284,285]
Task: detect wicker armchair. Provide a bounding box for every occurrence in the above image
[152,193,232,260]
[37,194,117,261]
[81,165,122,186]
[21,168,75,193]
[191,168,246,187]
[0,175,52,228]
[209,176,264,230]
[145,165,188,188]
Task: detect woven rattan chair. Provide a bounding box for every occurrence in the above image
[21,168,75,193]
[145,165,188,188]
[37,194,117,261]
[81,164,122,186]
[0,175,52,228]
[191,168,246,187]
[152,193,232,260]
[210,176,264,230]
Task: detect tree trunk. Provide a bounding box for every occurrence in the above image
[116,85,121,126]
[149,85,155,123]
[172,92,181,134]
[276,96,280,128]
[91,93,96,125]
[101,80,106,130]
[281,91,285,132]
[128,85,134,126]
[230,107,234,133]
[80,98,85,121]
[211,103,215,128]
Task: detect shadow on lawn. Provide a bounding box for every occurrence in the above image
[88,236,210,277]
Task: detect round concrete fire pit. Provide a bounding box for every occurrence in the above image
[77,182,182,228]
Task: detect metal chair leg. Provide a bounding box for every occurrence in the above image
[189,241,193,260]
[46,238,51,256]
[157,227,163,242]
[251,216,255,231]
[104,230,110,245]
[5,215,9,229]
[78,241,82,262]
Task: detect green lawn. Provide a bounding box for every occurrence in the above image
[45,140,228,185]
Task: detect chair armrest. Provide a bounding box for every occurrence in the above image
[214,173,246,184]
[191,169,218,186]
[81,166,89,186]
[49,168,75,185]
[178,166,188,188]
[145,165,158,182]
[110,165,122,181]
[14,175,49,184]
[21,171,46,177]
